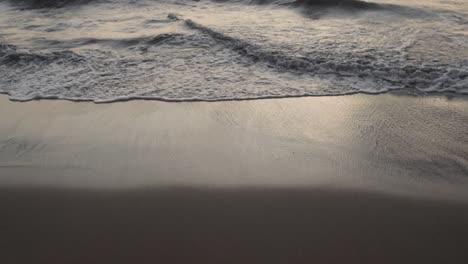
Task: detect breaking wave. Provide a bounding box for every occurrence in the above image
[184,18,468,92]
[32,33,184,50]
[0,0,467,102]
[1,16,467,103]
[0,43,84,65]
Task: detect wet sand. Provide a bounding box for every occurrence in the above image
[2,186,468,264]
[1,94,468,263]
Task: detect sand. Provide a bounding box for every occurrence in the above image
[1,93,468,263]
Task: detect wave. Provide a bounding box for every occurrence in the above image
[209,0,380,9]
[4,0,395,12]
[183,17,468,92]
[0,31,183,66]
[0,43,84,65]
[3,0,429,22]
[3,0,96,9]
[284,0,434,20]
[1,12,467,103]
[287,0,380,10]
[32,33,183,50]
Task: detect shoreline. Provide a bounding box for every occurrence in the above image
[1,88,468,104]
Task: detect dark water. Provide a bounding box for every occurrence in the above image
[0,0,467,102]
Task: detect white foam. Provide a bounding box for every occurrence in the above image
[0,0,467,102]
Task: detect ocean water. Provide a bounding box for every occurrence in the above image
[0,0,467,102]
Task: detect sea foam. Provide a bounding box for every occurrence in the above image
[0,0,467,102]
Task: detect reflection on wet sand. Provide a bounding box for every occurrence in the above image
[1,94,468,263]
[0,94,467,199]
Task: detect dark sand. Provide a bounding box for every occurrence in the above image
[2,187,468,264]
[1,94,468,263]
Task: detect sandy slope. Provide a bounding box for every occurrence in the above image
[0,94,467,198]
[1,94,468,263]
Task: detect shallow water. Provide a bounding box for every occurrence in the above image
[0,0,467,102]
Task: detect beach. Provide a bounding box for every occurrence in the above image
[1,0,468,262]
[1,93,468,263]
